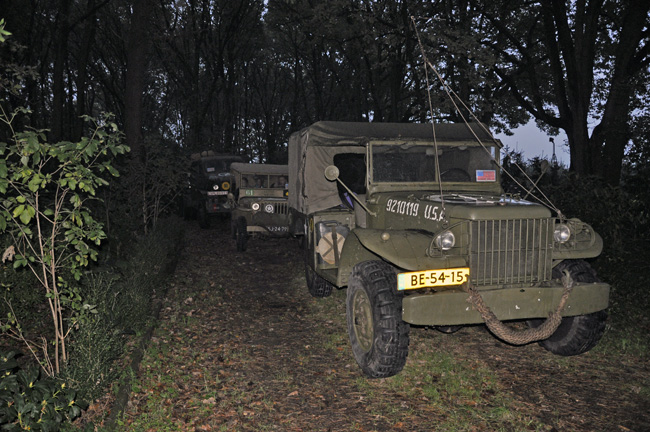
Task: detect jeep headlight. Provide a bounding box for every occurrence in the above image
[264,204,274,213]
[251,202,260,211]
[434,230,455,251]
[554,223,571,243]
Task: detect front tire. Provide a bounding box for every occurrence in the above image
[198,206,211,229]
[230,219,237,239]
[235,217,248,252]
[436,325,463,334]
[528,260,607,356]
[346,261,410,378]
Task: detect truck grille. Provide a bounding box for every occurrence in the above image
[469,219,552,286]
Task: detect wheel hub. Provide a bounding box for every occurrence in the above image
[352,289,373,353]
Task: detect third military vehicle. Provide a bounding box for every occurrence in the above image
[181,151,244,228]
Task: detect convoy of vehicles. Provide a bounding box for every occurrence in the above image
[286,121,609,378]
[229,163,291,251]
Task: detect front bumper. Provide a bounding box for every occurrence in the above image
[401,282,610,326]
[204,197,231,214]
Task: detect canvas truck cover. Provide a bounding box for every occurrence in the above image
[288,121,495,215]
[230,162,288,177]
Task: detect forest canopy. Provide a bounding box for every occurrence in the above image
[1,0,648,184]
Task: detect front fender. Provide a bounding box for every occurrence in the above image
[337,233,381,287]
[553,219,604,259]
[337,229,467,286]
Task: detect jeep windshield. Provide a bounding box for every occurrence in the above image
[371,143,497,183]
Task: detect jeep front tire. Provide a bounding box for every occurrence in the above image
[346,261,410,378]
[235,217,248,252]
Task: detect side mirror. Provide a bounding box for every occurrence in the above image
[324,165,340,182]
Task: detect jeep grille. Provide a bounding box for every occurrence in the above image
[469,219,552,286]
[263,201,288,215]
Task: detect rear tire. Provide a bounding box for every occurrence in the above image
[305,262,334,297]
[528,260,607,356]
[346,260,409,378]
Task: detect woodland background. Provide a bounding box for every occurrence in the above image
[1,0,649,182]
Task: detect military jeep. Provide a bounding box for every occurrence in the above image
[229,163,290,251]
[181,151,244,228]
[288,121,609,378]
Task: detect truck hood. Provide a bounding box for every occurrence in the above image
[373,192,552,231]
[425,193,552,220]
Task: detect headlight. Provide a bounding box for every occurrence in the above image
[251,202,260,211]
[435,231,455,251]
[264,204,274,213]
[554,223,571,243]
[212,184,219,191]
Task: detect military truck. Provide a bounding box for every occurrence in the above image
[288,121,609,378]
[181,151,244,228]
[229,162,290,251]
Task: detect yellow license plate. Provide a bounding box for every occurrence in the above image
[397,267,470,291]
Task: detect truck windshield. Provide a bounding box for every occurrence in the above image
[371,143,497,183]
[204,157,243,173]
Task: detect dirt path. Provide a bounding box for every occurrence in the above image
[118,220,650,431]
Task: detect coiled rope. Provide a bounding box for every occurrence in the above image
[464,271,574,345]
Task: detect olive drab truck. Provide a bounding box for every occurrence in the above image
[229,162,291,252]
[181,151,244,228]
[288,121,609,378]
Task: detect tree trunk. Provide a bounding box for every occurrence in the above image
[73,0,97,141]
[591,0,649,184]
[51,0,71,142]
[124,0,153,160]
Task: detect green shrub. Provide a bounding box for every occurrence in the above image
[61,216,182,401]
[0,350,85,431]
[111,222,180,333]
[60,275,124,401]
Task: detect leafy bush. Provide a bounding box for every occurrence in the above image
[0,350,85,431]
[0,109,128,375]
